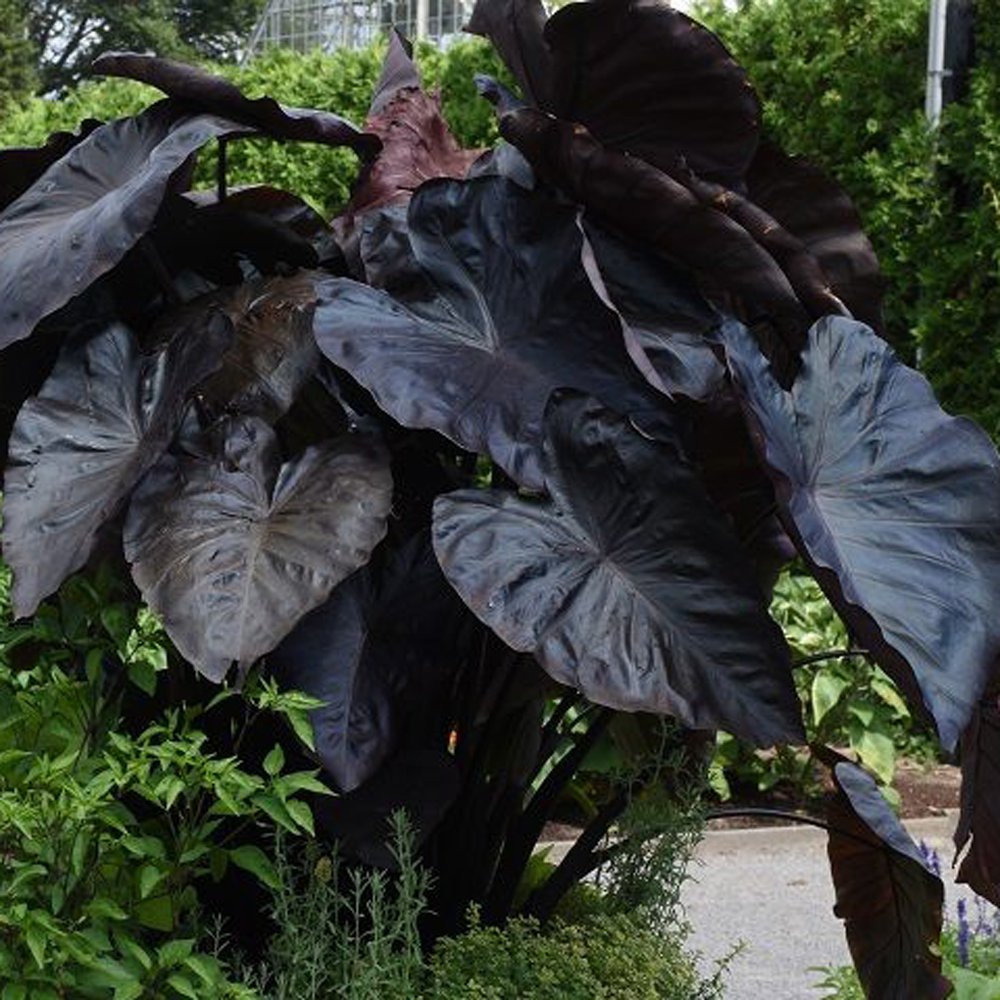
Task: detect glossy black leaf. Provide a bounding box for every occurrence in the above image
[124,417,392,682]
[0,119,102,212]
[154,272,320,423]
[544,0,761,185]
[312,749,460,867]
[92,52,378,158]
[498,108,810,382]
[3,312,233,618]
[826,757,950,1000]
[466,0,554,108]
[747,143,884,332]
[432,394,801,746]
[270,534,467,792]
[180,186,336,263]
[720,315,1000,752]
[0,101,252,351]
[954,697,1000,905]
[583,224,725,401]
[314,176,672,490]
[125,417,392,681]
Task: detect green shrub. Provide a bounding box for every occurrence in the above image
[699,0,1000,440]
[238,813,431,1000]
[710,569,938,803]
[0,38,511,216]
[0,562,325,998]
[426,909,722,1000]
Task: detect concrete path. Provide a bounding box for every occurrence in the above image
[681,812,969,999]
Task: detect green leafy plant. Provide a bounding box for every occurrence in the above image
[238,811,430,1000]
[0,565,326,997]
[710,569,938,803]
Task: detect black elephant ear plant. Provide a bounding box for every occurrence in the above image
[1,5,998,996]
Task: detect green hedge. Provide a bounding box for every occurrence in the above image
[0,39,509,216]
[700,0,1000,439]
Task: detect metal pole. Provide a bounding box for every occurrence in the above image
[417,0,429,39]
[925,0,948,128]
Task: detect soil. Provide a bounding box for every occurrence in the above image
[540,758,962,841]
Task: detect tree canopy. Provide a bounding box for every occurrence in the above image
[22,0,266,94]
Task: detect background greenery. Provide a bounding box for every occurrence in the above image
[699,0,1000,440]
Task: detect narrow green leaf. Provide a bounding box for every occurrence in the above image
[229,845,281,890]
[166,974,200,999]
[811,671,849,727]
[854,730,896,786]
[263,743,285,777]
[286,798,315,835]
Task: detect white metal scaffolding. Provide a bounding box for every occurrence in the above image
[245,0,472,57]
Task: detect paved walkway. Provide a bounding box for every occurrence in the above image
[681,813,967,999]
[543,811,968,999]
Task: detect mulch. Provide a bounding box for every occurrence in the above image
[541,759,962,841]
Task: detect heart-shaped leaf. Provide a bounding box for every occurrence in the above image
[544,0,761,185]
[338,34,481,226]
[432,393,801,746]
[826,756,950,1000]
[270,534,468,792]
[954,697,1000,906]
[124,416,393,681]
[92,52,378,158]
[314,175,671,490]
[0,101,253,351]
[720,315,1000,752]
[3,312,233,618]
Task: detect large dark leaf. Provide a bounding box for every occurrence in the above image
[720,315,1000,751]
[583,224,724,401]
[124,416,392,681]
[153,272,320,422]
[498,108,810,382]
[466,0,554,108]
[0,119,102,212]
[0,101,253,351]
[2,313,232,619]
[270,534,467,792]
[954,696,1000,905]
[826,756,950,1000]
[544,0,761,185]
[314,175,671,490]
[432,394,801,746]
[312,749,460,867]
[92,52,378,158]
[747,143,884,332]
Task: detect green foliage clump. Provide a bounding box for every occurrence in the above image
[426,909,721,1000]
[0,562,326,997]
[710,569,937,803]
[0,0,35,117]
[699,0,1000,440]
[239,813,430,1000]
